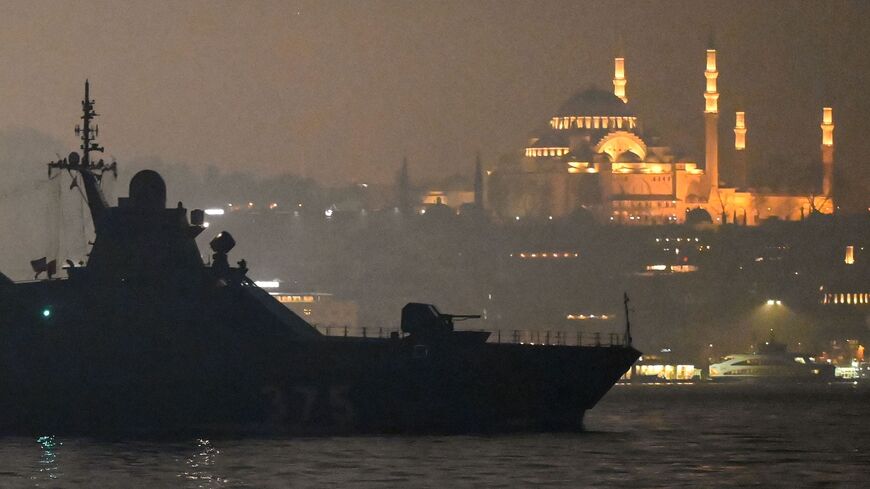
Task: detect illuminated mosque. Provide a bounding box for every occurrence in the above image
[485,45,835,225]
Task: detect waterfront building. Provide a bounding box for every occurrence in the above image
[271,291,359,330]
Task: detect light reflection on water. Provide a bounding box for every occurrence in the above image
[0,384,867,488]
[179,438,228,488]
[32,435,62,486]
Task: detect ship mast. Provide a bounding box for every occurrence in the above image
[79,80,102,170]
[48,80,117,233]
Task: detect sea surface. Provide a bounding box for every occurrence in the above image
[1,384,867,488]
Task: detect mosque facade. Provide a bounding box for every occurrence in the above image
[486,47,835,225]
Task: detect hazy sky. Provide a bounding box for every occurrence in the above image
[0,0,867,188]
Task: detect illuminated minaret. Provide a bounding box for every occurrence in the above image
[613,57,627,103]
[733,111,747,188]
[821,107,834,198]
[704,48,720,192]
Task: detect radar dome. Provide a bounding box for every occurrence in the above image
[129,170,167,210]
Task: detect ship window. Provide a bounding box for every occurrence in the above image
[737,358,789,366]
[733,359,768,366]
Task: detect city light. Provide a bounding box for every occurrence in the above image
[204,208,225,216]
[566,313,612,321]
[255,280,280,289]
[845,245,855,265]
[514,251,580,259]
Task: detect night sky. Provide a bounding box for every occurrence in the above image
[1,1,867,198]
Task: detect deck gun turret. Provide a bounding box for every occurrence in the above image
[401,303,486,343]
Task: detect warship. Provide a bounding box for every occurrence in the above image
[0,83,639,436]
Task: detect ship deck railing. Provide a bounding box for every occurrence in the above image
[314,326,630,347]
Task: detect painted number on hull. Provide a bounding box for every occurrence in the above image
[264,385,355,426]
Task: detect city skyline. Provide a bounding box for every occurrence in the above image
[0,1,867,208]
[0,4,867,482]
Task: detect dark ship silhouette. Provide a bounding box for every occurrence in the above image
[0,83,639,436]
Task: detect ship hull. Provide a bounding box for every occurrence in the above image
[0,338,638,436]
[0,280,638,436]
[254,340,640,435]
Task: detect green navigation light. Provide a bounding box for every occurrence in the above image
[42,308,51,318]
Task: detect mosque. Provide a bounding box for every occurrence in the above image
[485,46,835,225]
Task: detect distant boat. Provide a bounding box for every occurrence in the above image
[709,339,835,382]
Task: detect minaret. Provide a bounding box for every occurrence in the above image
[613,57,627,103]
[704,48,720,193]
[733,111,747,188]
[473,153,484,210]
[821,107,834,199]
[397,157,411,213]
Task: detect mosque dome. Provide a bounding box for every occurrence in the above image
[686,208,713,226]
[529,133,568,148]
[555,88,633,117]
[565,145,595,162]
[615,150,643,163]
[525,132,571,157]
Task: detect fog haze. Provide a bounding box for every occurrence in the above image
[0,1,867,193]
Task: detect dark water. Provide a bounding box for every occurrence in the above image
[2,384,868,488]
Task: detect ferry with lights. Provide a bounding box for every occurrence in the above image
[709,339,835,382]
